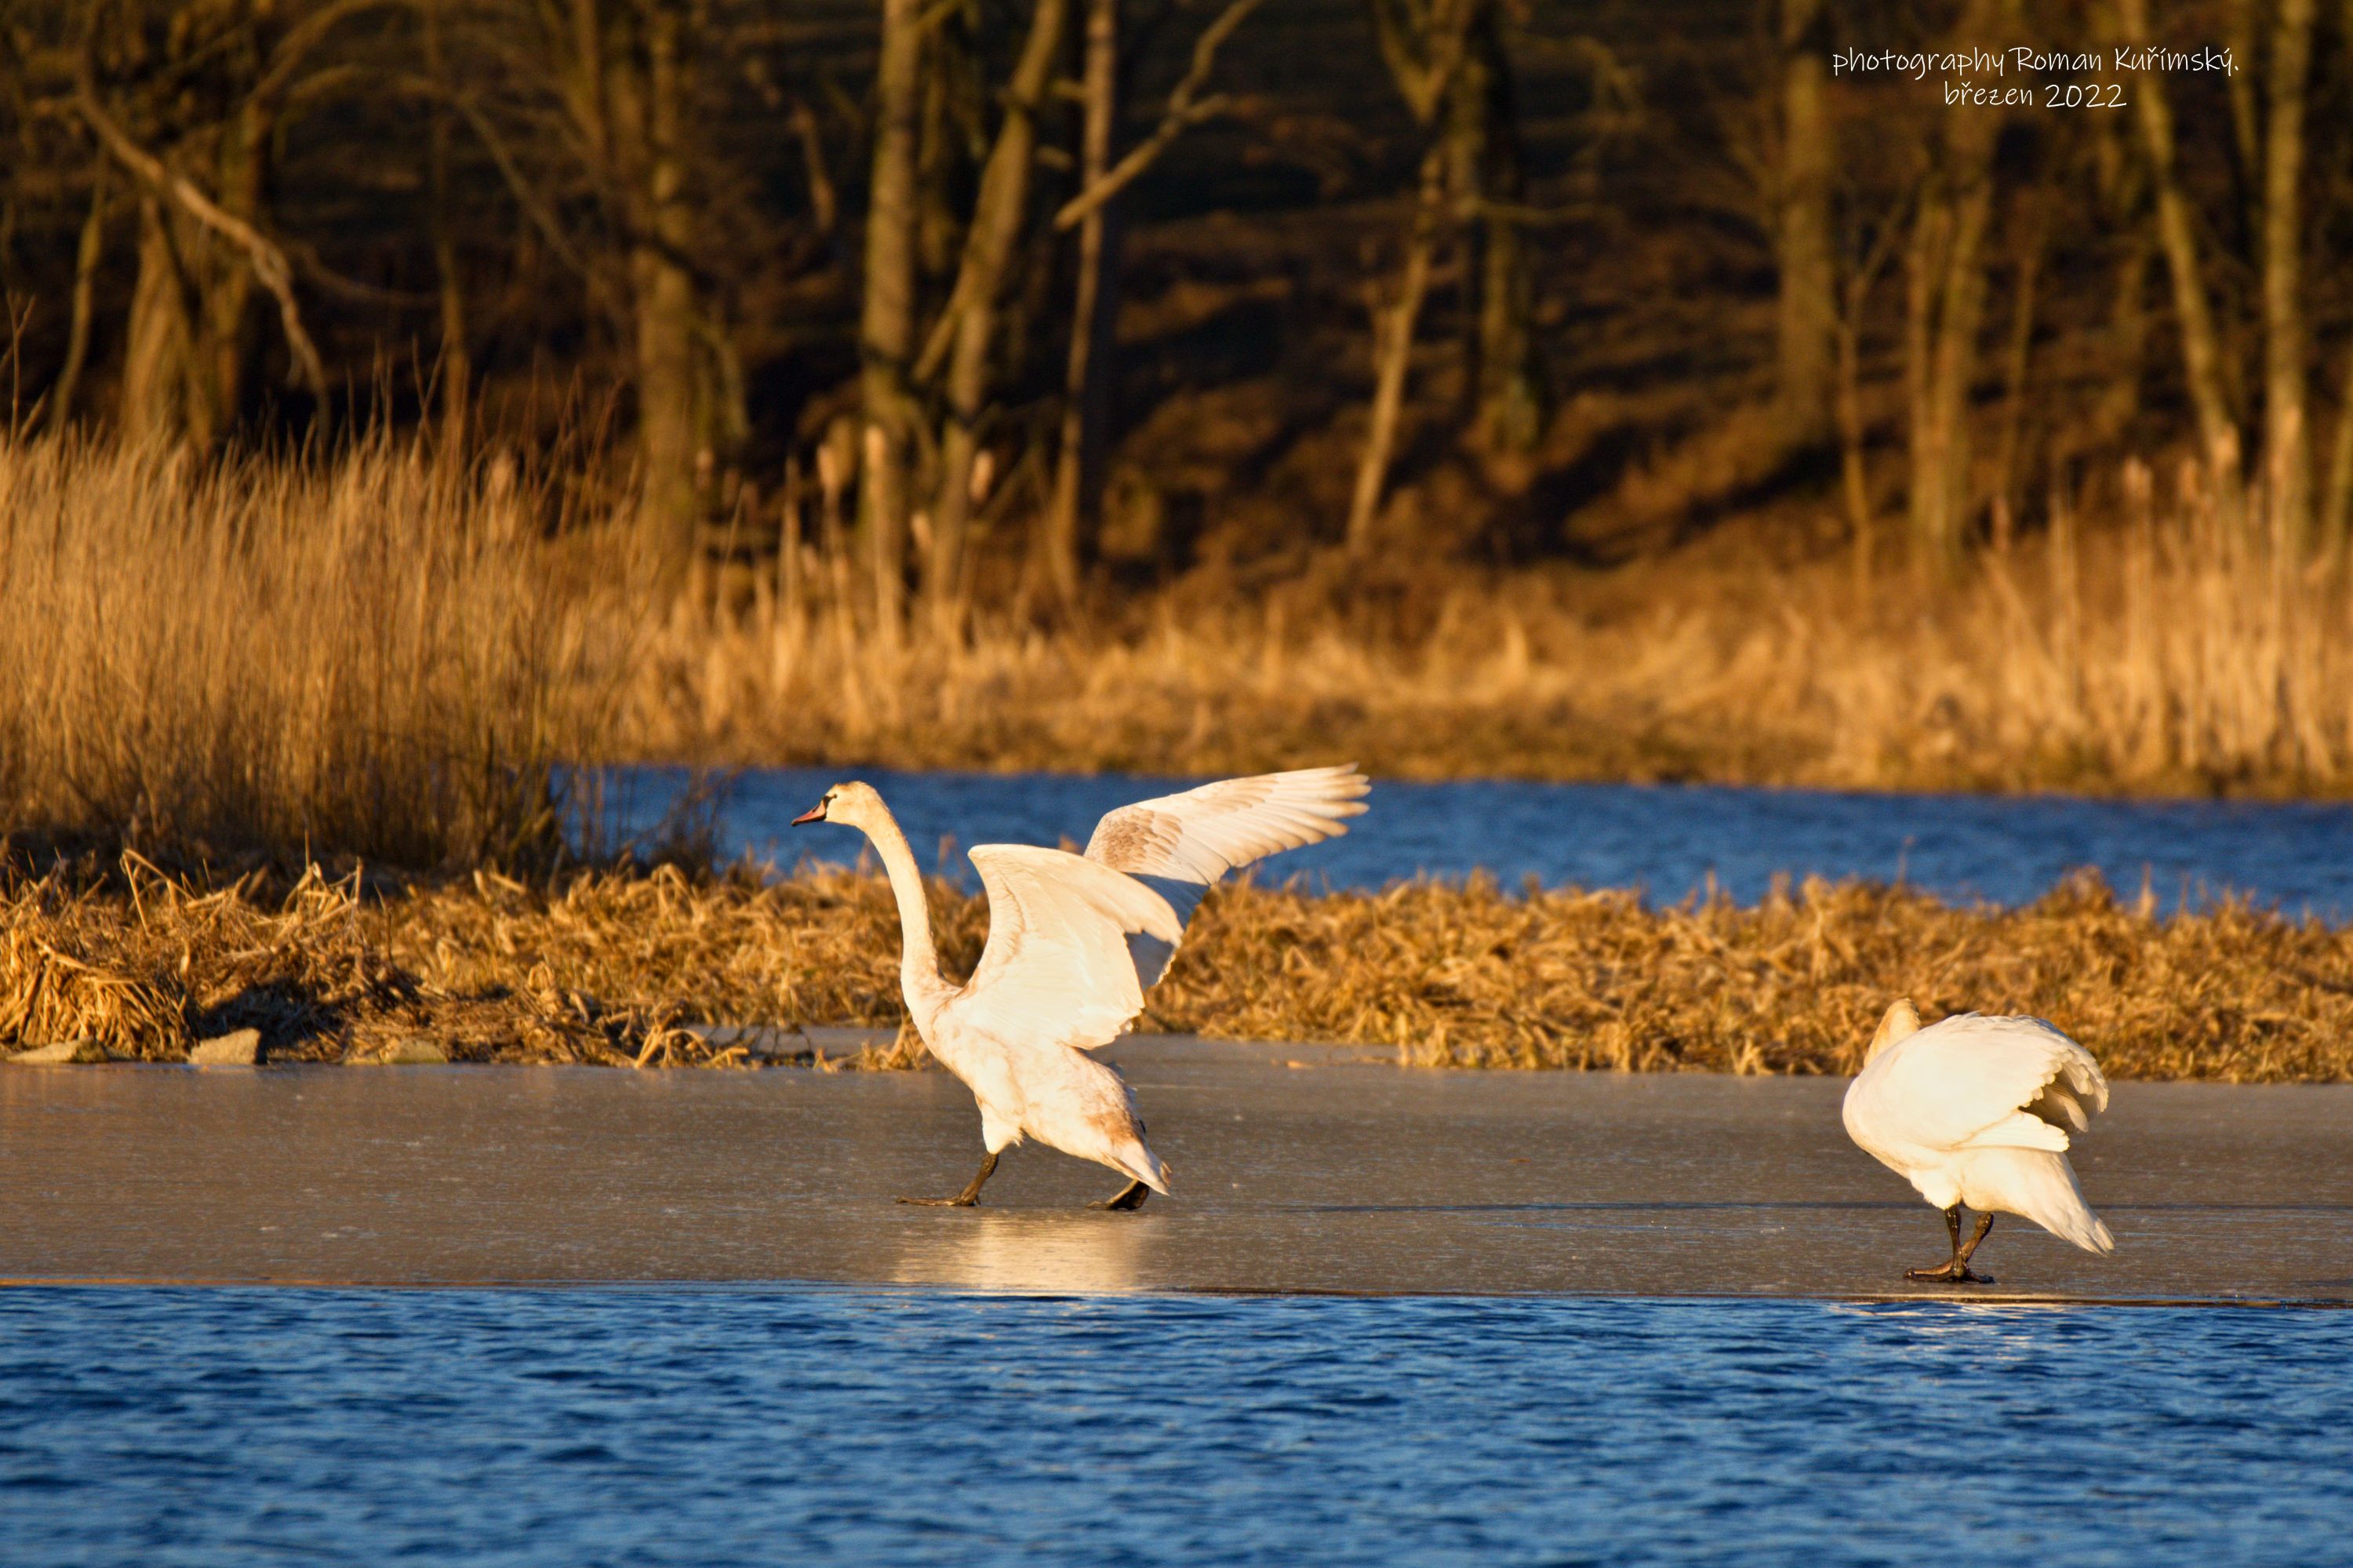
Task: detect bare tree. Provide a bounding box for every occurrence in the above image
[1349,0,1474,553]
[1041,0,1121,609]
[543,0,744,545]
[858,0,924,642]
[79,0,355,446]
[922,0,1071,628]
[421,0,467,442]
[1773,0,1835,449]
[1836,191,1905,592]
[1451,2,1544,456]
[2114,0,2239,478]
[2259,0,2315,551]
[1901,0,2006,577]
[44,150,108,431]
[1037,0,1266,602]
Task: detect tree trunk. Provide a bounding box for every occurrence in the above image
[1837,264,1875,594]
[46,156,107,433]
[122,195,198,446]
[926,0,1070,628]
[631,243,701,539]
[424,0,471,442]
[198,102,267,431]
[1902,196,1944,572]
[1926,180,1992,573]
[860,0,924,642]
[2260,0,2315,554]
[1453,6,1543,456]
[1991,213,2045,526]
[1774,0,1835,449]
[621,0,707,548]
[2320,341,2353,558]
[1835,198,1903,594]
[917,25,975,283]
[2092,104,2149,442]
[2224,0,2262,249]
[1355,0,1477,544]
[1347,144,1445,555]
[2115,0,2239,475]
[1043,0,1120,606]
[117,97,268,449]
[1903,70,1996,579]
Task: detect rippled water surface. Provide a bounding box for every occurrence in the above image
[606,765,2353,915]
[3,1290,2346,1567]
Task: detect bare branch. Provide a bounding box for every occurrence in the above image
[251,0,412,107]
[284,235,438,308]
[376,70,620,326]
[915,0,972,36]
[790,97,838,238]
[73,76,329,398]
[1053,0,1266,231]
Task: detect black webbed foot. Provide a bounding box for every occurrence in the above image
[1089,1180,1151,1211]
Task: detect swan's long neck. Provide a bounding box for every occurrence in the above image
[862,802,949,1026]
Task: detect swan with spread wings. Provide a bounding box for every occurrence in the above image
[792,766,1369,1210]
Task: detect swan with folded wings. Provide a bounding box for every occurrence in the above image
[1843,999,2116,1283]
[792,766,1369,1210]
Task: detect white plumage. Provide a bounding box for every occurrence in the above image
[1843,999,2116,1281]
[796,766,1369,1208]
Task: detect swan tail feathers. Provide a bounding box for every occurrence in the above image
[1115,1144,1172,1195]
[1977,1148,2114,1254]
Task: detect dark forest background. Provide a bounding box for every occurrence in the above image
[9,0,2351,609]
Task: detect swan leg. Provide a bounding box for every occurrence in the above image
[1905,1206,1995,1284]
[1954,1211,1995,1276]
[898,1151,998,1208]
[1089,1180,1151,1212]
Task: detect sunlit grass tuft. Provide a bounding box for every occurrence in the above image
[0,435,635,871]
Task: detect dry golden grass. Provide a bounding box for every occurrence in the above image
[10,430,2353,890]
[5,859,2349,1081]
[0,435,634,871]
[643,457,2353,796]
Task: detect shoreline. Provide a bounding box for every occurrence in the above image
[2,1051,2345,1299]
[609,733,2353,807]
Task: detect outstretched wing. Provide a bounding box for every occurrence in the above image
[1085,764,1370,884]
[946,844,1187,1053]
[1862,1013,2111,1154]
[1082,765,1369,984]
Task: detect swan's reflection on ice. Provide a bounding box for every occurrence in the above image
[890,1210,1154,1293]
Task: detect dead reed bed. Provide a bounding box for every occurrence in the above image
[0,857,678,1064]
[0,435,635,871]
[5,859,2348,1081]
[1158,872,2353,1080]
[640,457,2353,797]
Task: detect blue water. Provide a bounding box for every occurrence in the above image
[3,1290,2346,1567]
[602,765,2353,917]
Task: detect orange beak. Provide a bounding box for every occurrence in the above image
[791,802,827,826]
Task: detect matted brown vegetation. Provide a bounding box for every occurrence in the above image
[0,858,697,1065]
[6,858,2350,1082]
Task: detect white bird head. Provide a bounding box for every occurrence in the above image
[1864,997,1922,1064]
[791,780,886,832]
